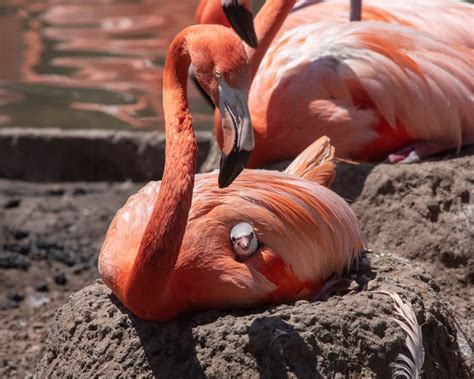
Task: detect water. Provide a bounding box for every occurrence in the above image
[0,0,213,131]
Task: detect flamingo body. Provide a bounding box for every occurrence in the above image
[245,20,474,166]
[100,167,364,320]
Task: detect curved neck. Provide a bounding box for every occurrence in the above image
[247,0,296,80]
[124,33,197,319]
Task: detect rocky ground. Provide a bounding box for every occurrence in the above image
[0,150,473,377]
[35,255,470,378]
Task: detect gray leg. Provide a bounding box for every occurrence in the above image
[350,0,362,21]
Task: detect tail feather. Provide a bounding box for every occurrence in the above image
[284,136,336,187]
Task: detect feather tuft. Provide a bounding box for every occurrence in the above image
[378,291,425,379]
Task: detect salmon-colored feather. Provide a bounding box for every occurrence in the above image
[284,136,335,186]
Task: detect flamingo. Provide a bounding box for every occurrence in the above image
[197,0,474,49]
[98,24,365,321]
[198,0,474,165]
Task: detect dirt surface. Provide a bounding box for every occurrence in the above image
[36,254,470,378]
[0,150,473,377]
[0,181,139,377]
[333,150,474,335]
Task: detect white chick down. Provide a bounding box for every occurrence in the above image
[230,222,259,260]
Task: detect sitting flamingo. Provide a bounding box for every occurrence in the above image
[98,24,365,321]
[198,0,474,165]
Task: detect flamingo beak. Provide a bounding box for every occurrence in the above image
[217,80,254,188]
[222,0,258,48]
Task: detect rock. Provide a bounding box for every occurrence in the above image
[54,273,67,286]
[332,151,474,327]
[0,128,212,181]
[0,251,31,270]
[4,199,20,209]
[36,254,470,378]
[35,283,49,293]
[10,228,29,241]
[8,292,25,302]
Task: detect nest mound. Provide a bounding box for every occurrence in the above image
[36,254,470,378]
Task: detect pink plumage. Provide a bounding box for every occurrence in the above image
[248,20,473,165]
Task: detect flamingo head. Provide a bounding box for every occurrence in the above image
[230,222,259,260]
[189,25,254,188]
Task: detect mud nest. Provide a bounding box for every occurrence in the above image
[36,253,470,378]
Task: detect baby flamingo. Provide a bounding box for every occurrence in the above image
[99,25,364,321]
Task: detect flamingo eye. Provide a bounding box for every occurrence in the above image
[215,70,222,80]
[231,236,236,242]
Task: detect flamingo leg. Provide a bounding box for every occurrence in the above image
[350,0,362,21]
[387,136,474,164]
[312,275,353,301]
[312,248,371,301]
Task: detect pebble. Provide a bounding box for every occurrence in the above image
[4,199,20,209]
[8,292,25,302]
[0,252,31,270]
[54,273,68,285]
[35,283,49,292]
[367,280,380,291]
[10,229,29,241]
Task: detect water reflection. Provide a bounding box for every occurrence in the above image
[0,0,213,130]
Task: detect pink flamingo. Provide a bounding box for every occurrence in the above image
[197,1,474,49]
[198,0,474,165]
[98,24,364,321]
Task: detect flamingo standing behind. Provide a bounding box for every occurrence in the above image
[98,24,365,321]
[198,0,474,165]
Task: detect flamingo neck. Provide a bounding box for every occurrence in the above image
[124,33,197,319]
[247,0,296,80]
[196,0,230,26]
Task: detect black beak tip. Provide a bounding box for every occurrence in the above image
[218,149,252,188]
[222,3,258,48]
